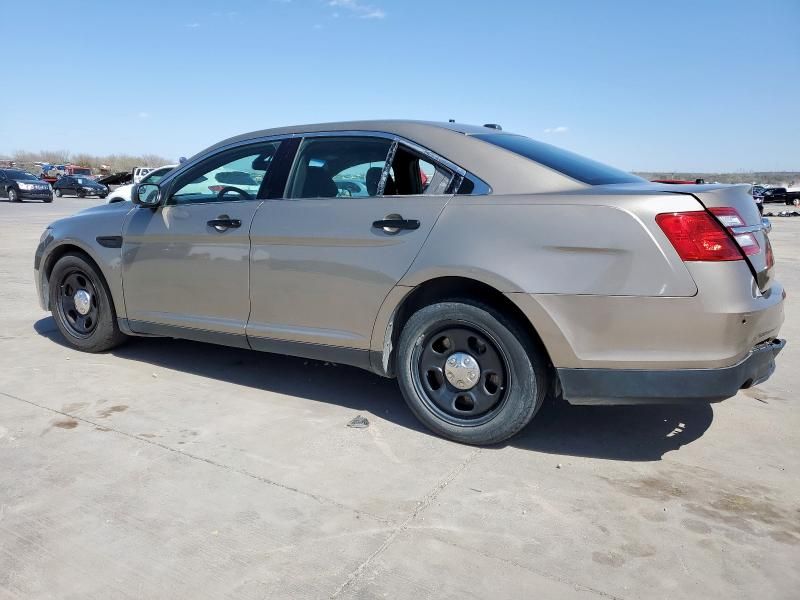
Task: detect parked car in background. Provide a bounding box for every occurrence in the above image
[52,176,108,198]
[39,163,93,185]
[0,168,53,202]
[133,167,156,184]
[35,120,785,445]
[107,165,177,203]
[762,187,800,206]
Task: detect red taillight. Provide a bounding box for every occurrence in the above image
[208,185,224,192]
[656,211,743,261]
[708,207,760,256]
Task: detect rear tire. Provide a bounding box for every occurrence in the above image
[49,253,127,352]
[396,301,547,445]
[55,189,62,197]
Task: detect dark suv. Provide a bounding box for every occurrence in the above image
[0,169,53,203]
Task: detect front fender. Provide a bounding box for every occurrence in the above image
[36,204,131,317]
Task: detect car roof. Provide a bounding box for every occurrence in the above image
[196,120,588,194]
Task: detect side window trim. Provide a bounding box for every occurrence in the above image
[377,140,398,197]
[265,137,301,199]
[155,129,490,200]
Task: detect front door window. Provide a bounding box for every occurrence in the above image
[168,142,281,205]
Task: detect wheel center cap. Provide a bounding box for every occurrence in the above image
[73,289,92,315]
[445,352,481,390]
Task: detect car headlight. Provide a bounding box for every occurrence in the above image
[18,182,34,190]
[83,186,94,191]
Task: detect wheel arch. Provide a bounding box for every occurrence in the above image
[40,241,125,318]
[370,276,557,380]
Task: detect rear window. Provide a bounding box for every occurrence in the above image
[474,133,643,185]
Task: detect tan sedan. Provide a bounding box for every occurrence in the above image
[34,120,785,444]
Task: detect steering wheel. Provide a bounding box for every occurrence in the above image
[216,186,252,201]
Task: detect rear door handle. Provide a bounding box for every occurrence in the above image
[207,215,242,232]
[372,218,421,233]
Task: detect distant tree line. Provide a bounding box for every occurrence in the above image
[8,149,172,174]
[635,172,799,188]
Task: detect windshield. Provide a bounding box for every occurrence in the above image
[142,167,174,184]
[6,170,38,181]
[474,133,643,185]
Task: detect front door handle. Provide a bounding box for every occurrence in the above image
[372,217,421,233]
[207,215,242,232]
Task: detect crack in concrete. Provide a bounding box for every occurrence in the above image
[330,447,482,598]
[0,390,391,526]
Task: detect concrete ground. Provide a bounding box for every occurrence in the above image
[1,197,798,599]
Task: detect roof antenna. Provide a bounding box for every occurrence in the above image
[448,119,455,123]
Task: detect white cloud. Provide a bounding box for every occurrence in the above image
[138,112,150,119]
[313,23,323,29]
[185,22,200,28]
[544,126,568,134]
[328,0,385,19]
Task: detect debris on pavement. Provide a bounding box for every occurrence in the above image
[346,415,369,429]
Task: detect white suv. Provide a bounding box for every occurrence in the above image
[107,165,177,203]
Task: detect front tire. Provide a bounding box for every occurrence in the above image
[396,301,547,445]
[49,253,127,352]
[8,188,20,202]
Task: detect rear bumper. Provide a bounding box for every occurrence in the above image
[558,339,786,405]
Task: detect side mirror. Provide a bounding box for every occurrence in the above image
[134,183,161,207]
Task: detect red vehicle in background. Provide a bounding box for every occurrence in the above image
[38,163,93,185]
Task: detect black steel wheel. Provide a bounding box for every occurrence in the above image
[397,301,548,445]
[412,322,510,427]
[56,269,100,338]
[48,253,127,352]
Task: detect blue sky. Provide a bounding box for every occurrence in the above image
[1,0,798,171]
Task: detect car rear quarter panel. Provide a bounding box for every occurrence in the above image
[389,191,782,370]
[400,192,701,296]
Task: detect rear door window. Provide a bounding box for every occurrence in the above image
[286,137,392,199]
